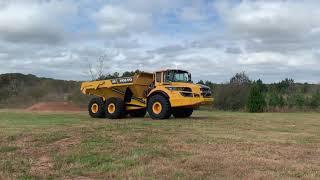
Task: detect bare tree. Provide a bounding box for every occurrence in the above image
[87,54,109,80]
[96,55,105,79]
[7,74,19,97]
[88,63,95,81]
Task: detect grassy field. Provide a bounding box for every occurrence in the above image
[0,110,320,179]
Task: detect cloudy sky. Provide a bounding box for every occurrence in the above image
[0,0,319,83]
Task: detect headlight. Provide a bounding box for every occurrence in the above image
[166,87,179,91]
[166,87,192,92]
[180,92,193,97]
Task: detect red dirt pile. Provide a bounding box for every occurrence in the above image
[27,102,83,112]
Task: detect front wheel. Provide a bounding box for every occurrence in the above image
[172,108,193,118]
[147,95,172,119]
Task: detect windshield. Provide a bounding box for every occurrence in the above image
[165,70,191,82]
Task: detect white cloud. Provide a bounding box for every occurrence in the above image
[215,0,320,40]
[94,5,150,36]
[237,51,317,66]
[111,0,183,13]
[208,0,320,82]
[180,7,206,21]
[0,0,78,44]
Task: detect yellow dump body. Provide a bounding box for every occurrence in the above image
[81,72,154,109]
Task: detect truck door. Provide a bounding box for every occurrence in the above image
[155,72,162,86]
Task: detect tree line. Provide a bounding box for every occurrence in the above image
[198,72,320,112]
[93,70,320,112]
[0,72,319,112]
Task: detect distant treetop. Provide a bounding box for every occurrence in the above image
[230,72,251,85]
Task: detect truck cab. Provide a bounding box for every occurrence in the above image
[146,69,213,118]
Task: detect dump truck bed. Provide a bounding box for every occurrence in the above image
[81,77,134,94]
[81,72,154,105]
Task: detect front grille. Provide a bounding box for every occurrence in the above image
[181,87,192,92]
[200,87,210,91]
[201,92,212,98]
[180,92,193,97]
[200,87,212,98]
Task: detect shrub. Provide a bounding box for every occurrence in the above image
[214,84,250,111]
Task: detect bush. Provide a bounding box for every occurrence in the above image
[247,80,266,112]
[214,84,250,111]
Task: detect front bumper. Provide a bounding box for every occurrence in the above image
[170,97,214,107]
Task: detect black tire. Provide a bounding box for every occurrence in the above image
[172,108,193,118]
[147,94,171,119]
[129,109,147,118]
[88,97,106,118]
[105,97,125,119]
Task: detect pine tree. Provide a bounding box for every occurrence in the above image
[247,80,266,112]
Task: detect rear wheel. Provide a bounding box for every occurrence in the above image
[105,97,125,119]
[128,109,147,118]
[172,108,193,118]
[147,94,171,119]
[88,98,106,118]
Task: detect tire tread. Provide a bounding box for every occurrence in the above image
[106,97,125,119]
[147,94,171,119]
[88,97,106,118]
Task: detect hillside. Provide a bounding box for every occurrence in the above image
[0,73,88,108]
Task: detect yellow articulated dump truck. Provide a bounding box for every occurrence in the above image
[81,69,213,119]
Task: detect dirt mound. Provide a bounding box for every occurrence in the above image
[27,102,83,112]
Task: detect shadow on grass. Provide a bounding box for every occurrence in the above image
[108,116,212,121]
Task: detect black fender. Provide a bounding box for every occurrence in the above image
[124,87,133,103]
[148,90,170,101]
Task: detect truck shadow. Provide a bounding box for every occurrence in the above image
[186,116,210,120]
[122,116,210,121]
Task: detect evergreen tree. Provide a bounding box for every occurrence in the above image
[247,79,266,112]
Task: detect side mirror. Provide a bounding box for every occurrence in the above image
[188,73,192,82]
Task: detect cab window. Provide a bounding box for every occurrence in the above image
[164,70,190,82]
[156,72,162,83]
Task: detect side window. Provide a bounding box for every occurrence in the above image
[156,72,162,83]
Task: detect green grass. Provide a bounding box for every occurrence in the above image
[0,146,18,153]
[0,110,320,179]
